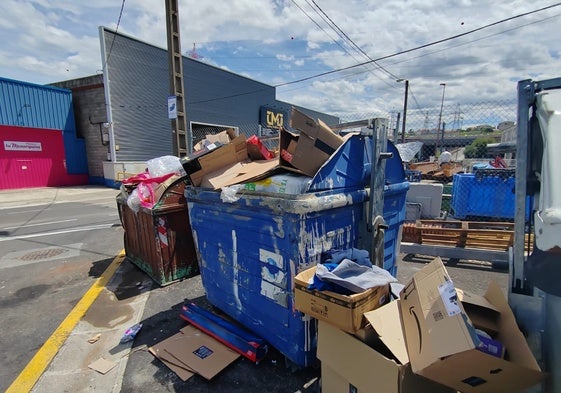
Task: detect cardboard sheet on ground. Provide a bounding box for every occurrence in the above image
[149,334,195,381]
[149,325,240,381]
[88,357,117,374]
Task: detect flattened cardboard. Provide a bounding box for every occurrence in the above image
[400,257,544,393]
[317,320,454,393]
[201,159,280,190]
[88,358,117,375]
[149,332,196,381]
[198,128,358,191]
[184,135,248,186]
[149,325,239,381]
[294,265,390,333]
[164,325,240,380]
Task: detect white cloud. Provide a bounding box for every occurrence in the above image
[0,0,560,123]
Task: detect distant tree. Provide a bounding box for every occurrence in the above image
[464,137,496,158]
[465,125,495,133]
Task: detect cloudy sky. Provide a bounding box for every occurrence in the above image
[1,0,560,124]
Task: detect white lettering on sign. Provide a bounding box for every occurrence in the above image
[4,141,42,152]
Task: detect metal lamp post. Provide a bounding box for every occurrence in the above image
[396,79,409,143]
[437,83,446,153]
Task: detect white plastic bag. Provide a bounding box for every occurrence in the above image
[220,184,244,203]
[147,155,184,177]
[126,188,142,213]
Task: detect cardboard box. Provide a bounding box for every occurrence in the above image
[317,317,455,393]
[193,128,237,151]
[195,126,353,191]
[287,108,344,176]
[293,265,389,333]
[399,257,544,393]
[181,135,249,186]
[456,287,500,337]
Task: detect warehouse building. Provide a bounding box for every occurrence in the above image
[2,27,337,189]
[52,27,339,188]
[0,77,88,190]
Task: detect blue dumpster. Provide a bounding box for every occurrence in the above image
[185,137,409,367]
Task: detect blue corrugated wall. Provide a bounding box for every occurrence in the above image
[0,77,88,174]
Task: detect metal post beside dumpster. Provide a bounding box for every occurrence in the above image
[117,175,199,286]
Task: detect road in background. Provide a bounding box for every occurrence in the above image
[0,187,123,392]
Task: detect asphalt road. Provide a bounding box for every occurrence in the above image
[0,186,510,393]
[0,188,123,392]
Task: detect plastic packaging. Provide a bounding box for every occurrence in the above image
[126,188,142,213]
[147,155,185,177]
[220,184,244,203]
[120,323,143,344]
[242,174,311,194]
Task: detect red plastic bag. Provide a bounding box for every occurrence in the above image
[123,171,175,210]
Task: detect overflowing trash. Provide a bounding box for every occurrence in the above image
[121,155,185,212]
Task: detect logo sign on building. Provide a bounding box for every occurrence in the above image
[167,95,177,119]
[259,107,287,129]
[4,141,42,152]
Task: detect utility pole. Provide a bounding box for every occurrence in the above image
[401,80,408,143]
[165,0,189,156]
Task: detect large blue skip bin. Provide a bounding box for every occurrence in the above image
[451,173,517,219]
[185,180,408,367]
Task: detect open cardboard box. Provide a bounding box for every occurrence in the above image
[181,134,249,187]
[293,265,390,333]
[193,128,238,151]
[283,108,344,177]
[185,108,348,190]
[317,310,455,393]
[399,257,544,393]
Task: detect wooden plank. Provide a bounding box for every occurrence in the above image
[405,219,517,251]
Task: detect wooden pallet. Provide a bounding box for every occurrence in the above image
[402,220,516,251]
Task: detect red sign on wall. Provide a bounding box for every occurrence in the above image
[0,125,88,190]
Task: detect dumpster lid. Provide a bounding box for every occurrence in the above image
[308,135,406,191]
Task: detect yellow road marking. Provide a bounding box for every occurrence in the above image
[6,250,126,393]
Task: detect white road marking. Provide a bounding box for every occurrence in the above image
[5,209,45,214]
[0,223,117,242]
[2,219,78,230]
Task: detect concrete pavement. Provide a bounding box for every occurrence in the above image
[2,185,152,393]
[1,185,510,393]
[28,256,153,393]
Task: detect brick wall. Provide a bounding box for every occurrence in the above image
[51,75,108,180]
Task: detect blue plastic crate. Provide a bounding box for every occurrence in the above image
[451,173,516,219]
[405,170,422,182]
[186,182,408,368]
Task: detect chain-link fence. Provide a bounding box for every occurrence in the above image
[191,97,520,240]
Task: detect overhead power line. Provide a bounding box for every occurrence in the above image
[309,0,401,80]
[275,2,561,87]
[290,0,395,87]
[104,0,127,66]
